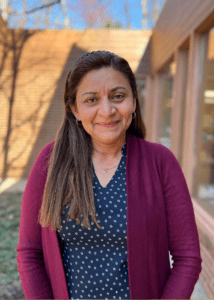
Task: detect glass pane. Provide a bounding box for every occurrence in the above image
[136,78,146,119]
[193,28,214,218]
[159,61,177,148]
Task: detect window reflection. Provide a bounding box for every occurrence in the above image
[159,61,177,148]
[194,28,214,218]
[136,77,146,119]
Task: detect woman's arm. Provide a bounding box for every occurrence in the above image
[16,142,54,299]
[159,145,202,299]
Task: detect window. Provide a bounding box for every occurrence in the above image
[136,76,146,119]
[159,61,177,148]
[193,27,214,218]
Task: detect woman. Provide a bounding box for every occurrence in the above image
[16,50,202,299]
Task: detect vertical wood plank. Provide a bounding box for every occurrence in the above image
[170,49,189,164]
[151,0,214,73]
[143,76,153,141]
[181,32,209,193]
[150,74,163,142]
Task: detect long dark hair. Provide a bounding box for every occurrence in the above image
[38,51,146,231]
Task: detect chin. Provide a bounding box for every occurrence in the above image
[97,131,124,142]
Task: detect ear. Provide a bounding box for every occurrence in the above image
[70,104,80,121]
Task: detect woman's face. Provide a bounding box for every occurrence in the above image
[70,67,136,146]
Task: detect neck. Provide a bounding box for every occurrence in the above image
[92,135,126,162]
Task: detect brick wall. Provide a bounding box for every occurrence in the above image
[0,27,151,179]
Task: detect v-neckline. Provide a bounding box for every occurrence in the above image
[92,142,126,189]
[94,162,122,189]
[93,155,123,188]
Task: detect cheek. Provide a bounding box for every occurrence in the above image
[124,106,134,118]
[81,113,95,130]
[80,109,93,121]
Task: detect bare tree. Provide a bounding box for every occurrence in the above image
[78,0,109,28]
[21,0,28,28]
[141,0,165,29]
[0,0,117,181]
[124,0,131,29]
[0,0,8,21]
[152,0,159,23]
[0,0,61,28]
[0,0,121,30]
[61,0,70,29]
[141,0,148,29]
[0,0,63,181]
[42,0,54,28]
[66,0,115,29]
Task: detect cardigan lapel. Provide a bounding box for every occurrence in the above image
[42,226,70,299]
[43,133,151,299]
[126,134,149,299]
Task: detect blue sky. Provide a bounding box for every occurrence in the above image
[7,0,166,30]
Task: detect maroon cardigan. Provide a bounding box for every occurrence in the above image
[16,133,202,299]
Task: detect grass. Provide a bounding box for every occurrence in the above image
[0,191,207,299]
[0,191,24,298]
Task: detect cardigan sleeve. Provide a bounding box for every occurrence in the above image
[159,145,202,299]
[16,142,54,299]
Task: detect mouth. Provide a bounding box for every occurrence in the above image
[98,121,119,127]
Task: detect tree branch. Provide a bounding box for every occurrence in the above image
[0,0,61,16]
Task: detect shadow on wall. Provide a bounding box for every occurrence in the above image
[0,16,88,181]
[0,24,35,182]
[135,39,151,76]
[22,44,87,178]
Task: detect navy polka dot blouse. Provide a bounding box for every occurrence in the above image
[57,142,130,299]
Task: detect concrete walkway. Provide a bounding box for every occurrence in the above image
[191,280,209,299]
[0,178,27,194]
[0,178,210,299]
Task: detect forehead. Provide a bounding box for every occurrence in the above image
[76,67,130,92]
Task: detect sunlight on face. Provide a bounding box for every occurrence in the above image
[70,67,136,147]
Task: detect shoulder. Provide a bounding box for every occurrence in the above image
[127,135,186,191]
[31,141,55,175]
[127,134,180,177]
[127,134,173,161]
[24,141,55,197]
[38,141,55,159]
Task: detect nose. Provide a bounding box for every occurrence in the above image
[98,96,116,115]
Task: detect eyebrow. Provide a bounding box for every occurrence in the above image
[81,86,127,97]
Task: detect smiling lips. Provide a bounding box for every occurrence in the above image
[99,121,119,127]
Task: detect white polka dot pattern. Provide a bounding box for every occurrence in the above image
[57,142,130,299]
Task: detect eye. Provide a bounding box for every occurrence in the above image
[113,94,124,100]
[86,98,97,103]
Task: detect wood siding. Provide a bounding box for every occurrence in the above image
[151,0,214,73]
[0,28,151,179]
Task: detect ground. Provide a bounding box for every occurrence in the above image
[0,191,24,299]
[0,189,209,299]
